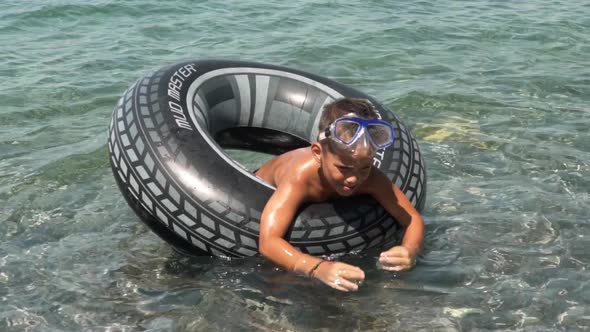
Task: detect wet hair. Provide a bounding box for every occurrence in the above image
[318,97,379,134]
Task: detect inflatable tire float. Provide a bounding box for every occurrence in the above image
[108,60,426,257]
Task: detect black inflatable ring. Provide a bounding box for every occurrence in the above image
[108,60,426,257]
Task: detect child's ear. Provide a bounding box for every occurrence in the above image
[311,142,322,163]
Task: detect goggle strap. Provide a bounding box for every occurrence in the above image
[317,128,331,141]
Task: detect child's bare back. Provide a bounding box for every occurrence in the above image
[255,148,314,188]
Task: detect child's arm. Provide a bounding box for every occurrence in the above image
[259,182,315,273]
[369,170,425,271]
[259,181,365,291]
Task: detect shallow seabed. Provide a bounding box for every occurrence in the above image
[1,0,589,331]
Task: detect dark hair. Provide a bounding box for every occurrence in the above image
[318,98,379,133]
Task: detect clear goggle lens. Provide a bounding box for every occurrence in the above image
[331,118,394,149]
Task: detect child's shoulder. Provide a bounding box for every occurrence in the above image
[255,147,317,187]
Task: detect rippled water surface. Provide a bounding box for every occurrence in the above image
[1,0,589,331]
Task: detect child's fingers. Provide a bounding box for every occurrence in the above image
[331,277,359,292]
[382,265,406,272]
[331,283,351,292]
[337,268,365,281]
[379,255,411,267]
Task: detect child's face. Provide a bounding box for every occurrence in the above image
[321,148,373,196]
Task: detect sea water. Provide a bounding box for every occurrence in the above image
[1,0,589,330]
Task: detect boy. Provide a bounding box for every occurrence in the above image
[255,98,425,292]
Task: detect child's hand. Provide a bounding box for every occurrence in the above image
[312,261,365,292]
[378,245,417,272]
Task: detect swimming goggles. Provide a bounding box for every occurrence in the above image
[318,116,395,154]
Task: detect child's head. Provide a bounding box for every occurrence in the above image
[317,98,380,157]
[312,98,380,196]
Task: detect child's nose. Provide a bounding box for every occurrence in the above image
[345,176,358,186]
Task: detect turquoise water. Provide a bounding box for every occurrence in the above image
[1,0,589,330]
